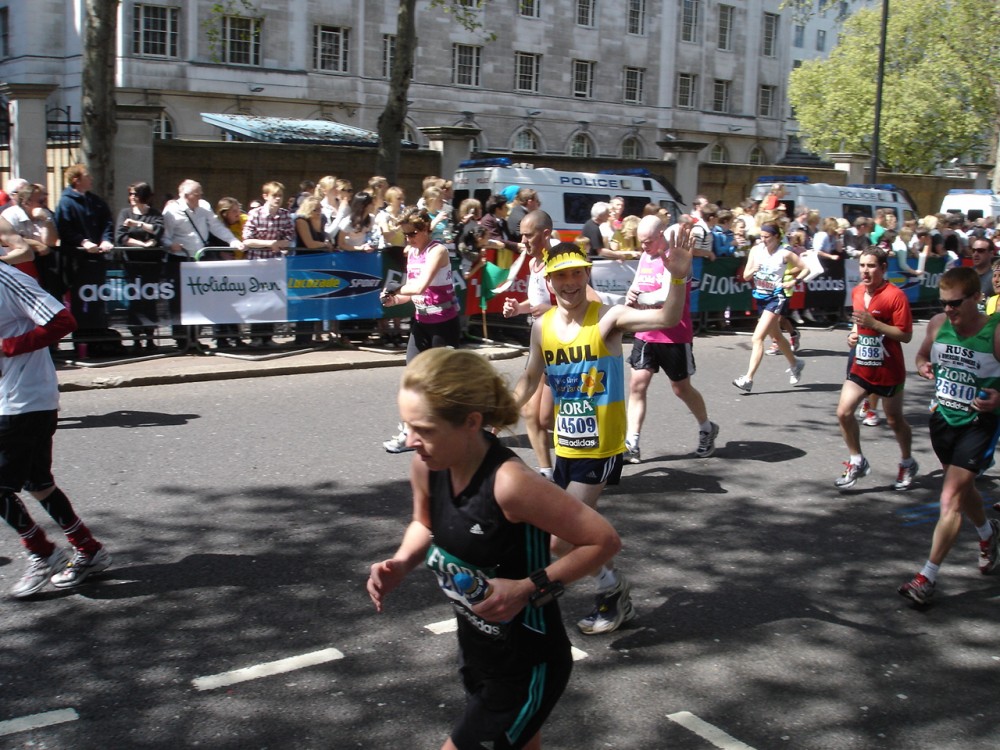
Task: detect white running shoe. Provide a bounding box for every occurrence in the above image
[788,358,805,385]
[732,375,753,393]
[10,547,69,599]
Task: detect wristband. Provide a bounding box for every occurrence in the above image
[528,569,564,608]
[671,277,686,286]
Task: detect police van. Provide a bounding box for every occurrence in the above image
[452,159,683,242]
[749,176,918,224]
[939,189,1000,221]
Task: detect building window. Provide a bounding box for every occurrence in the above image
[762,13,779,57]
[152,112,174,140]
[748,146,765,165]
[792,59,803,69]
[133,4,179,58]
[622,136,642,159]
[515,52,541,93]
[627,0,646,35]
[452,44,482,87]
[314,26,349,73]
[576,0,595,27]
[793,23,804,48]
[221,15,261,66]
[676,73,697,109]
[623,67,644,104]
[817,29,827,52]
[681,0,700,43]
[382,34,396,79]
[758,85,777,118]
[712,79,731,113]
[572,60,595,99]
[710,144,728,163]
[514,129,538,153]
[519,0,540,18]
[717,5,734,51]
[569,133,593,158]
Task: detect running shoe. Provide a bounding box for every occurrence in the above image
[696,422,720,458]
[835,458,871,489]
[50,546,111,589]
[623,440,641,465]
[383,424,413,453]
[764,342,780,356]
[788,358,805,385]
[857,400,871,420]
[790,332,801,352]
[577,574,637,635]
[862,411,882,427]
[732,375,753,393]
[978,519,1000,574]
[10,547,69,599]
[898,573,935,605]
[893,460,919,491]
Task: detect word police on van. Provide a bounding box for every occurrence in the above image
[453,158,682,241]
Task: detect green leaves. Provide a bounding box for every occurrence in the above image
[788,0,999,173]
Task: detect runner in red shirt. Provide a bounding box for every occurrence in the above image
[835,247,918,491]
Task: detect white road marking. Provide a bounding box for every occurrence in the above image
[424,619,589,661]
[192,647,345,691]
[667,711,757,750]
[0,708,79,737]
[425,619,458,634]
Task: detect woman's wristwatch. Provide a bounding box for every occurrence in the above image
[529,569,564,608]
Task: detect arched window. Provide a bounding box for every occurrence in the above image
[709,144,728,163]
[569,132,594,158]
[621,136,642,159]
[403,123,419,145]
[152,112,174,140]
[748,146,765,165]
[513,129,538,153]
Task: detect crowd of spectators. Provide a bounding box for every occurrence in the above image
[1,167,997,357]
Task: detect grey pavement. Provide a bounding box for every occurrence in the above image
[56,340,525,392]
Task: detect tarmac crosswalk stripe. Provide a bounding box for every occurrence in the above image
[667,711,757,750]
[192,647,345,691]
[0,708,79,737]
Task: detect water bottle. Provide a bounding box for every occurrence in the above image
[452,571,492,603]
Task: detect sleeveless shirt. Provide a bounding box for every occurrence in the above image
[930,314,1000,427]
[423,433,568,669]
[539,301,627,459]
[407,240,458,323]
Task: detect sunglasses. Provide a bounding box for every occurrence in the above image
[939,294,974,309]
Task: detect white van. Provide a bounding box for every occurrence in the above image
[939,189,1000,221]
[452,159,682,242]
[749,176,918,224]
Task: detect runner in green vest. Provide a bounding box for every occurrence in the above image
[901,267,1000,605]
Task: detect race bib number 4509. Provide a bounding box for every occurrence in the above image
[556,399,598,449]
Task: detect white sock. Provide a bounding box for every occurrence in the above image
[538,467,554,480]
[594,566,618,592]
[975,521,995,541]
[698,420,713,433]
[627,433,640,447]
[850,454,864,466]
[919,561,940,582]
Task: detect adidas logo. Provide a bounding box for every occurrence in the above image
[469,523,484,535]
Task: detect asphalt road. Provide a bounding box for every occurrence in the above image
[1,323,998,749]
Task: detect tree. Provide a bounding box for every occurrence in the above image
[376,0,493,184]
[81,0,119,200]
[788,0,1000,176]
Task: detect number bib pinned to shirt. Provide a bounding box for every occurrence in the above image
[855,334,884,366]
[556,398,599,450]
